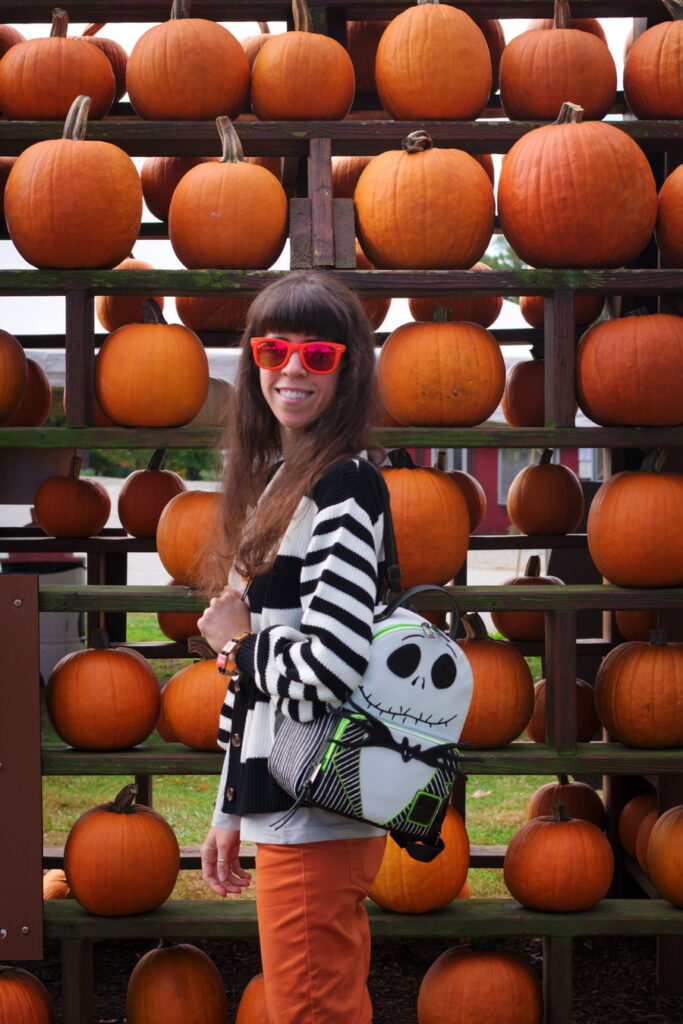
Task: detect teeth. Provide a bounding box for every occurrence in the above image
[278,389,310,399]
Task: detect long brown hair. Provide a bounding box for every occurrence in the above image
[203,270,381,593]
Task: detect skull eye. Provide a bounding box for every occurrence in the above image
[387,643,421,678]
[432,653,457,689]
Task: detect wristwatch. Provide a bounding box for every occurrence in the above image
[217,630,253,676]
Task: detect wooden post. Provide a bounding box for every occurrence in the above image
[309,137,335,267]
[544,611,577,752]
[544,290,576,428]
[64,290,95,427]
[61,938,94,1024]
[543,936,573,1024]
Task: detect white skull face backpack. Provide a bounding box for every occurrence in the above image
[268,462,476,862]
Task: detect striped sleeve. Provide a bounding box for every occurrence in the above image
[238,459,384,722]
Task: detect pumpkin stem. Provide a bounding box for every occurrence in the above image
[90,627,111,650]
[68,453,83,479]
[402,130,434,153]
[147,449,166,472]
[417,0,441,4]
[258,21,271,32]
[461,611,489,641]
[623,305,650,317]
[110,783,139,814]
[553,0,571,28]
[216,116,245,164]
[539,448,554,465]
[435,450,447,472]
[649,628,667,646]
[641,448,668,474]
[554,102,584,125]
[170,0,192,18]
[558,774,570,785]
[387,448,417,469]
[551,799,572,823]
[50,7,69,37]
[141,299,167,325]
[292,0,313,33]
[187,635,218,660]
[82,23,105,36]
[524,554,541,578]
[530,346,544,361]
[62,96,91,141]
[431,306,453,323]
[662,0,683,20]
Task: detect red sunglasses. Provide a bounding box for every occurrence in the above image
[250,337,346,374]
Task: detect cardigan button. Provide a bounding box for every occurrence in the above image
[225,787,235,802]
[231,733,242,747]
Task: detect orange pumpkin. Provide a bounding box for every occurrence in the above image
[375,0,491,119]
[434,454,487,533]
[526,677,600,743]
[656,164,683,265]
[81,23,128,102]
[126,943,228,1024]
[525,15,607,40]
[618,791,657,857]
[578,314,683,426]
[408,263,503,328]
[156,489,221,588]
[161,658,227,751]
[118,450,186,539]
[646,805,683,906]
[64,783,179,916]
[369,807,468,912]
[587,449,683,587]
[95,300,209,427]
[0,358,51,427]
[241,22,272,73]
[95,257,165,333]
[498,102,657,268]
[126,0,249,119]
[251,0,355,119]
[0,24,24,59]
[381,451,470,588]
[500,357,546,428]
[4,95,141,269]
[417,946,542,1024]
[345,21,389,96]
[0,328,28,420]
[46,628,161,750]
[527,775,607,829]
[519,292,604,328]
[354,242,391,330]
[355,131,494,270]
[490,555,564,643]
[635,808,658,875]
[378,319,505,427]
[175,295,253,334]
[43,868,71,900]
[141,156,218,223]
[594,631,683,748]
[457,613,534,748]
[476,18,506,95]
[34,453,111,538]
[624,0,683,118]
[184,377,233,429]
[615,609,659,641]
[169,117,288,270]
[499,1,616,120]
[0,8,115,119]
[0,967,53,1023]
[506,448,584,535]
[504,800,614,911]
[157,579,202,643]
[236,973,267,1024]
[0,155,17,217]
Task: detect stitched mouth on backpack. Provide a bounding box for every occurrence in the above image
[357,688,460,729]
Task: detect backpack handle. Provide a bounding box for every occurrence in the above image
[375,585,461,640]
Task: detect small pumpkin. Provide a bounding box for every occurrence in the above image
[175,295,253,334]
[0,24,24,59]
[345,21,389,97]
[490,555,564,643]
[81,23,128,102]
[408,262,503,328]
[64,783,179,916]
[635,808,658,875]
[95,257,165,333]
[519,292,604,329]
[0,358,51,427]
[0,967,53,1023]
[126,942,228,1024]
[656,164,683,265]
[500,356,546,428]
[161,657,227,751]
[615,609,659,642]
[141,156,218,223]
[527,774,607,830]
[435,453,487,533]
[506,448,584,535]
[95,300,209,427]
[157,579,202,643]
[526,677,600,743]
[43,868,71,900]
[156,489,221,588]
[369,806,468,912]
[34,453,111,538]
[0,155,17,217]
[0,327,28,421]
[354,242,391,330]
[46,628,161,751]
[236,973,267,1024]
[504,800,614,911]
[646,804,683,907]
[331,155,374,199]
[618,791,657,857]
[457,613,534,748]
[118,450,186,539]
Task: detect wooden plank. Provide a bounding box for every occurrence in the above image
[545,612,578,752]
[0,576,43,959]
[64,291,95,427]
[544,290,576,427]
[309,137,335,266]
[61,939,93,1024]
[543,936,573,1024]
[333,198,357,268]
[43,897,683,941]
[289,198,313,269]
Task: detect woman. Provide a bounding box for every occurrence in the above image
[198,270,388,1023]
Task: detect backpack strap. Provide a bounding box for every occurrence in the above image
[368,460,403,595]
[390,832,445,862]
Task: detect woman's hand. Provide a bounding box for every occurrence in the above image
[200,826,252,897]
[197,586,251,654]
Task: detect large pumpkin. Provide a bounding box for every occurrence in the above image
[34,453,111,538]
[161,658,227,751]
[118,450,186,539]
[369,806,468,912]
[95,300,209,427]
[0,8,115,119]
[408,262,503,328]
[490,555,564,643]
[526,677,600,743]
[499,0,616,120]
[457,613,534,748]
[64,783,179,916]
[646,805,683,907]
[417,946,542,1024]
[4,95,142,269]
[46,628,161,751]
[377,319,505,427]
[0,358,51,427]
[624,0,683,118]
[169,117,288,270]
[0,967,53,1023]
[0,328,28,420]
[586,449,683,587]
[126,0,249,119]
[504,800,614,911]
[156,489,221,588]
[126,943,228,1024]
[594,631,683,747]
[375,0,491,119]
[506,448,585,535]
[577,313,683,426]
[95,257,165,333]
[251,0,354,119]
[355,131,494,270]
[141,156,218,222]
[527,775,607,830]
[381,451,470,588]
[497,102,657,268]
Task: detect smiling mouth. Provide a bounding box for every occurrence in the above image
[359,687,459,728]
[276,388,313,401]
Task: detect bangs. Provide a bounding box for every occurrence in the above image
[245,273,353,343]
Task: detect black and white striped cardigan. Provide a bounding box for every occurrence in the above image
[217,456,386,817]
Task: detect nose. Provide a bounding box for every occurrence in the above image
[282,350,307,375]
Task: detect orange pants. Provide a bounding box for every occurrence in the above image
[255,836,386,1024]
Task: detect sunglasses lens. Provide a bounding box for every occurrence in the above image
[256,340,288,368]
[302,344,337,373]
